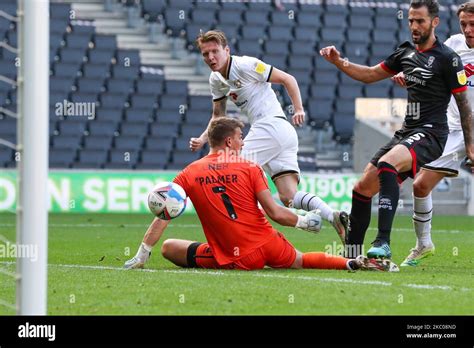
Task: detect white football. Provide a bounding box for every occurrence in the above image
[147,182,187,220]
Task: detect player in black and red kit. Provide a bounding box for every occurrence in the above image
[320,0,474,259]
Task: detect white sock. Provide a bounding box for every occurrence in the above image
[413,193,433,248]
[292,191,334,222]
[136,242,152,260]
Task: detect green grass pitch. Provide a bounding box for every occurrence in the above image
[0,213,473,315]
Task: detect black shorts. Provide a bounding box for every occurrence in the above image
[370,127,448,182]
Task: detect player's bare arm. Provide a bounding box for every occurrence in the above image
[257,188,321,233]
[320,46,392,83]
[189,97,227,152]
[142,217,170,247]
[453,90,474,161]
[269,68,305,126]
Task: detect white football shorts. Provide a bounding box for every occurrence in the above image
[241,116,300,180]
[422,130,465,177]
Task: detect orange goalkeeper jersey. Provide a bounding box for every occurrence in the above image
[173,153,277,265]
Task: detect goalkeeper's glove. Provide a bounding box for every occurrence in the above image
[295,210,322,233]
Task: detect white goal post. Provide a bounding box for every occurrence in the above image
[16,0,49,315]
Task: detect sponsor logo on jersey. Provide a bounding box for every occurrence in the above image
[464,63,474,78]
[231,79,242,88]
[457,70,467,85]
[425,56,435,68]
[255,62,266,75]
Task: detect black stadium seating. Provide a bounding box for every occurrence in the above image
[0,0,466,169]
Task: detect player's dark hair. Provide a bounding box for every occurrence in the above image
[410,0,440,18]
[195,30,228,50]
[208,117,244,148]
[457,2,474,17]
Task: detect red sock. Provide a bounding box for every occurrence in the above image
[302,252,349,270]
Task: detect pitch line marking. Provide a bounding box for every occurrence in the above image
[0,262,470,292]
[0,223,469,234]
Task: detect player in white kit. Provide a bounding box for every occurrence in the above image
[189,30,348,242]
[392,2,474,266]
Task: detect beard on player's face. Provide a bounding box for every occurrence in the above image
[412,22,433,45]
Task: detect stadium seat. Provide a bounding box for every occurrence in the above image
[290,41,316,56]
[335,100,355,115]
[106,78,134,95]
[186,110,210,126]
[50,77,74,93]
[270,12,295,27]
[181,124,207,138]
[244,11,269,26]
[338,85,363,99]
[174,137,192,151]
[129,94,157,110]
[347,28,371,43]
[294,27,319,42]
[150,123,180,137]
[76,149,108,168]
[83,135,113,150]
[392,86,407,99]
[307,99,332,129]
[111,65,139,80]
[65,33,91,49]
[50,3,70,18]
[93,35,117,50]
[58,120,87,136]
[268,26,293,41]
[77,78,105,94]
[287,69,312,85]
[372,30,396,44]
[164,80,188,96]
[323,13,347,29]
[365,84,391,98]
[0,149,13,167]
[237,40,263,57]
[191,9,216,25]
[314,56,338,72]
[114,135,144,151]
[119,122,149,136]
[89,49,114,65]
[156,109,184,124]
[170,150,201,168]
[145,136,174,152]
[136,80,163,95]
[310,84,336,99]
[95,108,121,122]
[160,95,187,110]
[87,120,118,136]
[83,64,110,79]
[218,10,243,25]
[375,16,400,30]
[54,62,80,79]
[371,43,395,57]
[264,40,288,55]
[332,114,355,144]
[100,93,128,108]
[52,134,82,150]
[116,49,140,67]
[141,0,166,21]
[213,24,240,41]
[261,54,287,70]
[288,55,313,70]
[49,149,76,168]
[297,13,322,28]
[348,15,373,31]
[124,108,153,122]
[138,150,170,169]
[107,149,139,168]
[241,25,266,40]
[344,43,369,58]
[195,1,220,10]
[60,48,86,65]
[313,71,338,85]
[188,96,211,111]
[164,8,189,35]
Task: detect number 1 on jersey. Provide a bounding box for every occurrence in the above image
[212,186,238,220]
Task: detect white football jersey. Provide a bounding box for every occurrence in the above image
[209,55,285,124]
[444,34,474,131]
